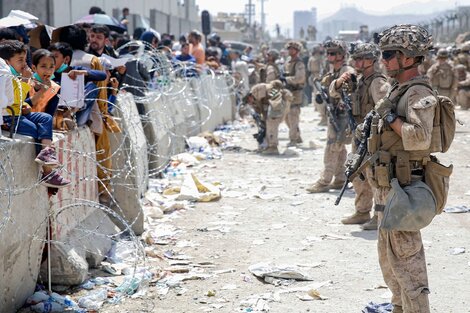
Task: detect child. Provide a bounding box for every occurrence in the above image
[48,42,107,128]
[0,40,70,188]
[28,49,61,116]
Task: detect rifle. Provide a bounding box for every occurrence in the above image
[252,111,266,144]
[335,111,379,205]
[340,83,357,133]
[313,79,340,132]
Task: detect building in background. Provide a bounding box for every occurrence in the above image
[0,0,200,37]
[293,8,317,40]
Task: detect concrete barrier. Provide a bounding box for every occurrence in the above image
[143,91,174,174]
[110,92,149,235]
[0,134,49,313]
[40,127,119,286]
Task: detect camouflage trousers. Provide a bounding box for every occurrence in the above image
[285,105,301,142]
[351,139,373,213]
[457,89,470,110]
[318,142,347,185]
[265,117,283,148]
[377,185,430,313]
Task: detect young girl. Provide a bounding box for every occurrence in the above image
[28,49,61,117]
[0,40,70,188]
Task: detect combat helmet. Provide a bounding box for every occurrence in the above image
[351,42,381,60]
[436,48,449,58]
[324,39,348,55]
[460,41,470,52]
[285,41,302,51]
[267,49,280,60]
[378,24,432,57]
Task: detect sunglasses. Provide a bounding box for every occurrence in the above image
[382,50,397,61]
[327,52,338,56]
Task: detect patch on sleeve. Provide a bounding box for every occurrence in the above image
[410,95,437,110]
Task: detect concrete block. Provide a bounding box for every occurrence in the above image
[45,127,119,285]
[143,92,173,174]
[109,92,149,235]
[0,134,49,313]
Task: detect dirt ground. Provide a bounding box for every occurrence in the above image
[47,106,470,312]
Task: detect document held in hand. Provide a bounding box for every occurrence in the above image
[58,74,85,109]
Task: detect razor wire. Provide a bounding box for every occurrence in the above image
[0,43,241,312]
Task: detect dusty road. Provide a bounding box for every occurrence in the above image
[100,106,470,313]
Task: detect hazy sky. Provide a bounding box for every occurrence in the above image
[195,0,470,33]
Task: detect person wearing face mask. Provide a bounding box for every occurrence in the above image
[339,42,390,229]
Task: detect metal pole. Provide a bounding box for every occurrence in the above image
[47,216,52,294]
[248,0,252,26]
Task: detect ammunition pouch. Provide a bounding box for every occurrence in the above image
[424,157,453,214]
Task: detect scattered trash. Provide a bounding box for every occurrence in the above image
[248,263,313,283]
[163,173,221,202]
[444,205,470,213]
[164,250,193,260]
[240,293,276,312]
[450,247,466,255]
[77,288,108,310]
[290,201,304,207]
[213,268,236,275]
[206,290,216,297]
[297,289,328,301]
[362,301,393,313]
[173,152,200,167]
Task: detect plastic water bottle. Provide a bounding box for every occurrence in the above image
[50,292,77,308]
[78,288,108,310]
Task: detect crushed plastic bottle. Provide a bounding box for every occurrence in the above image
[31,301,65,313]
[77,288,108,310]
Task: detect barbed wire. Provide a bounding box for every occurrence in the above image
[0,46,242,311]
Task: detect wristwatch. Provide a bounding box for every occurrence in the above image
[385,112,398,125]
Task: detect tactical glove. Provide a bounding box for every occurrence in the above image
[374,97,394,118]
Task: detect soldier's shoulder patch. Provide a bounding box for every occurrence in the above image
[410,95,437,110]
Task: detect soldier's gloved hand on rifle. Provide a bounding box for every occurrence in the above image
[354,122,364,142]
[374,97,394,118]
[279,75,287,85]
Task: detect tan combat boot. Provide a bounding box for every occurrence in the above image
[341,212,370,224]
[330,180,346,190]
[361,214,378,230]
[392,305,403,313]
[262,146,279,155]
[306,181,330,193]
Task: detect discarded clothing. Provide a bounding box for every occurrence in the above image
[362,301,393,313]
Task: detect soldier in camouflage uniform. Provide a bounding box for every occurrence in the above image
[340,43,390,229]
[281,41,306,146]
[307,40,354,193]
[308,45,327,125]
[372,24,435,313]
[427,48,458,100]
[262,49,281,83]
[245,80,293,154]
[456,64,470,110]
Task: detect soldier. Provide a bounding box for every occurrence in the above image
[307,40,353,193]
[340,43,390,229]
[427,48,457,100]
[245,80,293,154]
[260,49,281,83]
[308,45,327,125]
[456,64,470,110]
[455,41,470,71]
[373,24,435,313]
[281,41,306,146]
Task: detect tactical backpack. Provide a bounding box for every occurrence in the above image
[267,88,289,119]
[389,82,455,214]
[390,82,456,153]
